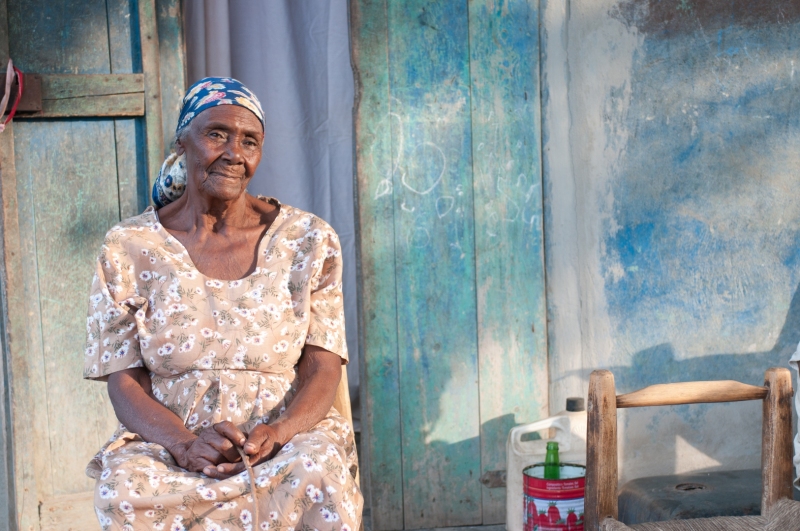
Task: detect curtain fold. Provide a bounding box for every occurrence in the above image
[183,0,359,394]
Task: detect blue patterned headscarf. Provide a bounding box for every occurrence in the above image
[152,77,265,208]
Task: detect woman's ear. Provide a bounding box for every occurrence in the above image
[175,137,186,156]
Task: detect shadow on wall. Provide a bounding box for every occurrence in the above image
[612,279,800,391]
[416,414,517,522]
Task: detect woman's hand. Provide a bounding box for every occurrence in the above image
[194,346,342,479]
[204,421,285,478]
[108,369,234,472]
[168,425,245,475]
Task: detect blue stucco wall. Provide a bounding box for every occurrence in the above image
[543,0,800,480]
[607,2,800,389]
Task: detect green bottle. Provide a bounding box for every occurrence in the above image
[544,441,560,479]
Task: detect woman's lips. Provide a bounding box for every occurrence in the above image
[209,171,243,181]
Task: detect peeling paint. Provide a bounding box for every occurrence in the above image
[544,0,800,483]
[613,0,800,37]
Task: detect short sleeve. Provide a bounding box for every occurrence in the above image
[304,230,348,362]
[83,238,147,380]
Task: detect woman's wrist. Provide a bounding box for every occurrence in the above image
[163,432,198,463]
[268,418,295,447]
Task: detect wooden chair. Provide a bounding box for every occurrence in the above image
[333,366,363,531]
[585,368,800,530]
[333,365,360,486]
[333,364,355,432]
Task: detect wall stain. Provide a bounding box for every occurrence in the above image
[612,0,800,36]
[600,19,800,376]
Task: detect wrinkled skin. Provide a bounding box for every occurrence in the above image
[107,105,343,479]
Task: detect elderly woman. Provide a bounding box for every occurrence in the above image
[83,77,361,530]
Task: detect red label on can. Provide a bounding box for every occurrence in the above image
[523,464,585,531]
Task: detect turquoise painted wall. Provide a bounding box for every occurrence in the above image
[543,0,800,481]
[352,0,547,528]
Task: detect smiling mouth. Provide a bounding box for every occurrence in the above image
[208,171,244,180]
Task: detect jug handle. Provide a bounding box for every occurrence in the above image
[510,416,572,455]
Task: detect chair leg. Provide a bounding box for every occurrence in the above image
[586,370,619,530]
[761,367,794,517]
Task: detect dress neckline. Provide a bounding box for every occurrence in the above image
[149,196,284,283]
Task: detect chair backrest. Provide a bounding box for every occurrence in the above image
[333,365,354,428]
[332,365,359,486]
[584,367,794,530]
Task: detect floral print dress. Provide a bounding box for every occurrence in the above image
[83,197,361,531]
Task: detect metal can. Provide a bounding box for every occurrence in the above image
[523,463,585,531]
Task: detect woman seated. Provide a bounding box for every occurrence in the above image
[83,77,362,530]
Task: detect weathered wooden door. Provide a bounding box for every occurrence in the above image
[352,1,547,529]
[0,1,185,529]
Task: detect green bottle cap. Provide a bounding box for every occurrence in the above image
[546,441,559,451]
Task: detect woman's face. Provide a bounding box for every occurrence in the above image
[176,105,264,202]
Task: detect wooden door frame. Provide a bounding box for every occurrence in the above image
[0,0,185,528]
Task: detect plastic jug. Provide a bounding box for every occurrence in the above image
[506,397,587,531]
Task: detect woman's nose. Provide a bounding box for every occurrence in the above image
[223,138,245,163]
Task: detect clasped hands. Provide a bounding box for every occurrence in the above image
[169,420,285,479]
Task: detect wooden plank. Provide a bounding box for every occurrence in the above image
[0,316,15,527]
[467,0,547,523]
[351,1,404,529]
[7,0,123,521]
[39,491,96,531]
[0,1,21,527]
[8,0,111,75]
[10,73,146,117]
[0,335,15,528]
[0,0,122,525]
[156,0,187,156]
[138,0,165,196]
[334,366,355,442]
[112,118,143,219]
[8,115,52,530]
[760,368,793,517]
[585,370,619,530]
[387,2,481,527]
[27,73,146,118]
[14,118,122,497]
[616,381,768,409]
[107,0,145,218]
[40,73,143,98]
[36,92,145,117]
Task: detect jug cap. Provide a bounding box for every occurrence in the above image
[566,397,585,412]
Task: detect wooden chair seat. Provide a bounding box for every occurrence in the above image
[603,515,766,530]
[585,368,797,531]
[603,498,800,530]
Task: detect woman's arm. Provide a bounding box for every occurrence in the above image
[271,344,343,441]
[210,344,342,477]
[108,368,241,473]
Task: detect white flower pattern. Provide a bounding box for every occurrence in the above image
[84,199,360,529]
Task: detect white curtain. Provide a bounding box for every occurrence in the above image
[183,0,359,395]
